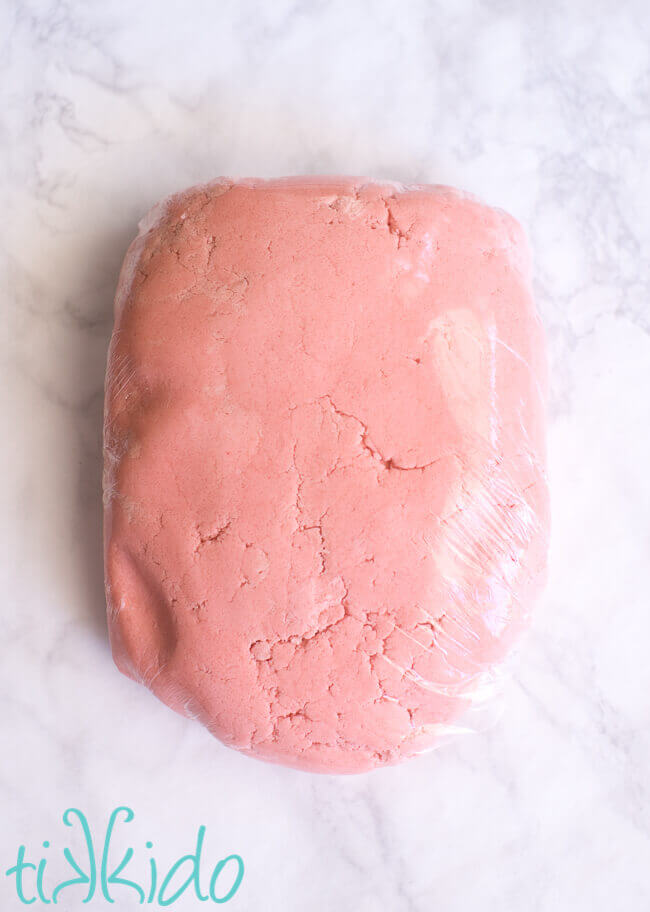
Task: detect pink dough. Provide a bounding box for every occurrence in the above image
[103,177,549,773]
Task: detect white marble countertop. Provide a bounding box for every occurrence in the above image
[2,1,649,909]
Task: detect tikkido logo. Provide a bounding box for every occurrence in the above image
[5,807,244,906]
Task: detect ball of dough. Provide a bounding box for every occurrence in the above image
[103,177,549,773]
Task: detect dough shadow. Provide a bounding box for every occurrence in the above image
[72,220,139,645]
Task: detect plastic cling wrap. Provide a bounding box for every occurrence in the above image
[103,178,550,773]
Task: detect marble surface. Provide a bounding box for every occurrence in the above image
[2,0,650,909]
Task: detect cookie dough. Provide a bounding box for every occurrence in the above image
[103,177,549,773]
